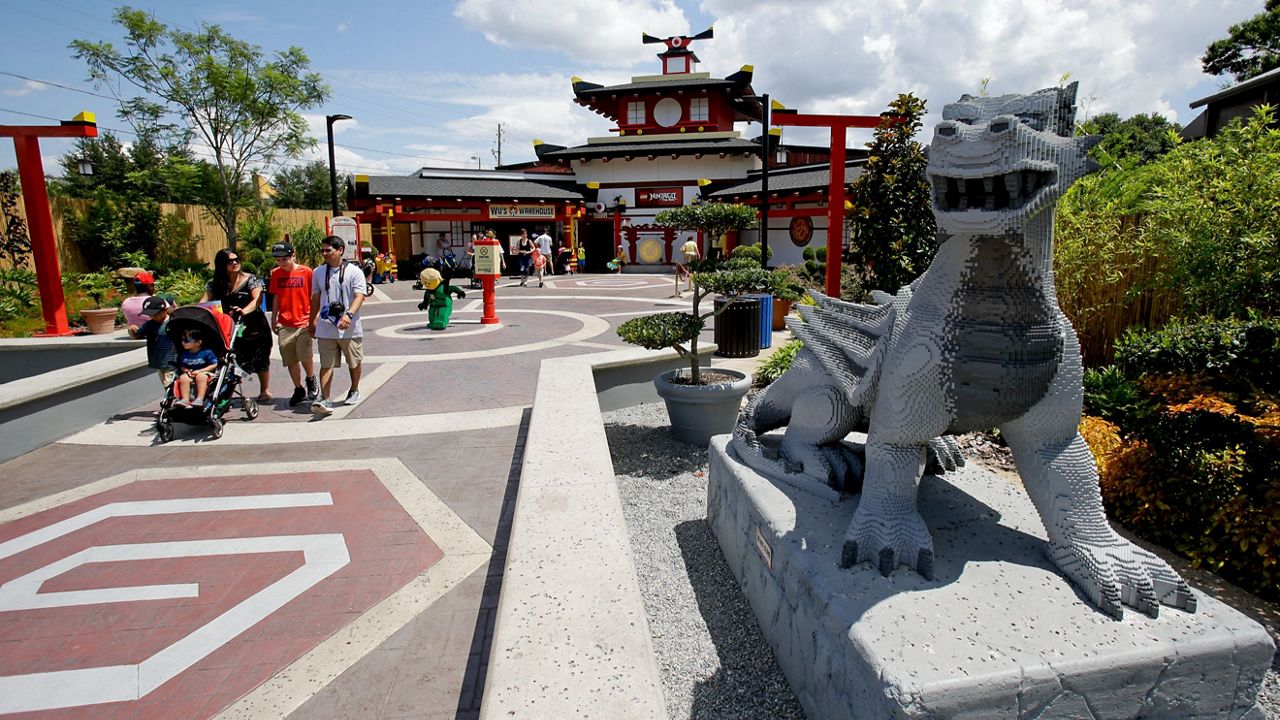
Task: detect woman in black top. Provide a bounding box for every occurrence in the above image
[201,247,274,402]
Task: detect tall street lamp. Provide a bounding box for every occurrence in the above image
[326,113,352,217]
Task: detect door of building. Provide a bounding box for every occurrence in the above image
[584,221,615,273]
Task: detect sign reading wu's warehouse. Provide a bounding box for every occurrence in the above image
[489,204,556,219]
[635,187,683,207]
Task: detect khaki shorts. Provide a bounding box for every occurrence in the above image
[318,337,363,370]
[277,325,314,366]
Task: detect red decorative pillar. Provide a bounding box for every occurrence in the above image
[0,112,99,336]
[771,111,884,298]
[724,230,739,256]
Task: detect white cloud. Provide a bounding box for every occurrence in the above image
[454,0,692,67]
[697,0,1260,137]
[4,80,45,97]
[337,20,350,33]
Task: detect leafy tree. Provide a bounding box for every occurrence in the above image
[1202,0,1280,81]
[0,171,31,268]
[846,93,937,294]
[56,132,219,205]
[72,7,328,249]
[654,202,758,246]
[272,160,347,211]
[1078,112,1183,167]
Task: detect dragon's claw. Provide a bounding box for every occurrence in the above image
[842,506,935,578]
[1050,536,1197,620]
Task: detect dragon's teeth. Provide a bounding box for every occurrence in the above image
[983,177,994,193]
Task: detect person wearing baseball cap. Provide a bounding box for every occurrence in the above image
[268,240,319,405]
[121,270,157,327]
[128,295,177,389]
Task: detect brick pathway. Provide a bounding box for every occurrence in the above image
[0,273,696,720]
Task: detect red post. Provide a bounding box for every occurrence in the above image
[1,113,99,335]
[14,136,69,335]
[473,234,501,325]
[825,127,847,298]
[770,111,882,299]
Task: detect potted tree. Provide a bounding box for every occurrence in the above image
[616,259,783,445]
[75,270,122,334]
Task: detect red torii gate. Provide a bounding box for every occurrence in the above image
[770,111,882,298]
[0,112,99,335]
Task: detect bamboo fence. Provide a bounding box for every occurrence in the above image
[1057,214,1183,366]
[4,196,335,272]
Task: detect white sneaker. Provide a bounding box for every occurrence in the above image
[311,399,335,416]
[343,390,362,406]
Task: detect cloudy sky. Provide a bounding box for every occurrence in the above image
[0,0,1261,178]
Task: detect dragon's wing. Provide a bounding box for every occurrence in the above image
[786,291,897,407]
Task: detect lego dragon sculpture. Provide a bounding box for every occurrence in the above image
[731,84,1196,619]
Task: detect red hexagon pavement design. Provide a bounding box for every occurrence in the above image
[0,470,443,719]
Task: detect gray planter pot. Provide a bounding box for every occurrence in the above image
[653,367,752,446]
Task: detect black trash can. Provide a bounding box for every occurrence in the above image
[714,295,761,358]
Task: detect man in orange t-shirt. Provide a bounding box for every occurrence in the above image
[269,242,318,406]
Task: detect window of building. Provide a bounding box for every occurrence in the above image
[689,97,709,123]
[627,101,645,125]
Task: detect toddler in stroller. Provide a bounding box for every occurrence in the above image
[155,305,260,442]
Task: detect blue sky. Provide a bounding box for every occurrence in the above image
[0,0,1262,179]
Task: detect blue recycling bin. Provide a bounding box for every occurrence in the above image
[754,293,773,349]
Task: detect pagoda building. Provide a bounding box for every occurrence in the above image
[347,28,864,274]
[534,28,772,270]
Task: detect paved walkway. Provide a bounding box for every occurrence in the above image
[0,272,722,720]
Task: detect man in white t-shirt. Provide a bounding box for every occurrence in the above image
[535,230,553,276]
[308,235,368,415]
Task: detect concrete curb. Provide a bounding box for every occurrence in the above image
[482,347,695,720]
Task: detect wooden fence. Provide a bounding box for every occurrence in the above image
[4,196,335,273]
[1056,214,1182,366]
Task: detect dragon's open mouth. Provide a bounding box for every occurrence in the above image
[931,169,1055,212]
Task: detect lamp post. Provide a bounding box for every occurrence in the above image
[470,154,481,169]
[759,93,771,270]
[326,113,352,217]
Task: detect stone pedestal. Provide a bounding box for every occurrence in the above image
[706,436,1275,719]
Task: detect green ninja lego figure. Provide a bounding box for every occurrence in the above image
[417,267,466,330]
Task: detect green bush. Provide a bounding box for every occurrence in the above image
[0,268,37,323]
[753,338,803,387]
[155,268,210,305]
[290,219,324,267]
[616,312,704,350]
[73,270,122,309]
[730,244,771,263]
[238,206,281,252]
[1083,365,1154,426]
[1114,316,1280,393]
[1093,318,1280,602]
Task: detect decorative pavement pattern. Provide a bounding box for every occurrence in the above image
[0,273,699,719]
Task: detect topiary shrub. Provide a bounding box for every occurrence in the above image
[617,260,780,385]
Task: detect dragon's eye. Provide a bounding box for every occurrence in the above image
[1016,113,1045,130]
[990,119,1011,133]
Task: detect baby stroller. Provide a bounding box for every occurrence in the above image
[155,305,259,442]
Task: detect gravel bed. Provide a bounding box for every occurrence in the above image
[605,402,1278,719]
[604,401,804,720]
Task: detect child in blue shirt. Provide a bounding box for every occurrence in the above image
[128,296,178,389]
[175,329,219,407]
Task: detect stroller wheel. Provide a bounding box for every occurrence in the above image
[210,417,224,440]
[156,421,175,443]
[243,397,259,420]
